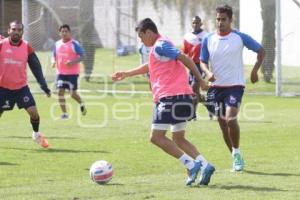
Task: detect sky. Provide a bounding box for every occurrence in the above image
[240,0,300,66]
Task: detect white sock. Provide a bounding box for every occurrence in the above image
[195,155,208,169]
[232,147,241,157]
[32,131,40,140]
[179,154,194,170]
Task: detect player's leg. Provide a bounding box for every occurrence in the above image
[150,127,199,186]
[56,75,69,119]
[171,124,199,159]
[224,87,245,171]
[217,117,232,152]
[25,106,48,148]
[70,90,86,116]
[16,86,48,148]
[58,88,68,119]
[171,124,215,186]
[226,106,244,171]
[69,75,86,115]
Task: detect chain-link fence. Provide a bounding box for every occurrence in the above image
[18,0,300,96]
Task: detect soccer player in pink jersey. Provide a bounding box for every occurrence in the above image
[0,20,51,148]
[52,24,86,119]
[112,18,215,186]
[200,5,265,171]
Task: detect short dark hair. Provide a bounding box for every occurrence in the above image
[216,4,233,19]
[9,20,23,29]
[135,18,158,34]
[59,24,71,32]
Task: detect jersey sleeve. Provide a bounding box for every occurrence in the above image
[27,44,34,55]
[154,40,180,60]
[200,36,209,63]
[236,31,262,52]
[72,40,84,57]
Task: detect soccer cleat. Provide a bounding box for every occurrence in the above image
[232,153,244,171]
[199,163,215,185]
[32,132,49,148]
[80,105,87,116]
[186,161,201,186]
[60,113,69,120]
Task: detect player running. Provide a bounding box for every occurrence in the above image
[182,16,207,112]
[200,5,265,171]
[52,24,86,119]
[112,18,215,186]
[0,20,51,148]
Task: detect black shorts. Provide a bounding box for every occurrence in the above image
[56,74,79,90]
[152,94,196,124]
[0,86,36,111]
[206,86,244,117]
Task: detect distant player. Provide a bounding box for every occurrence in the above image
[200,5,265,171]
[112,18,215,186]
[138,42,150,64]
[182,16,207,111]
[52,24,86,119]
[0,20,51,148]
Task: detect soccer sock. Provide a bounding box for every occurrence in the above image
[195,155,208,169]
[179,154,194,170]
[232,147,241,157]
[30,117,40,133]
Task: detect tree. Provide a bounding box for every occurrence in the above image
[260,0,276,83]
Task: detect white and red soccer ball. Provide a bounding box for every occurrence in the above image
[90,160,113,184]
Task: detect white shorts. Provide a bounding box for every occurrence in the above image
[151,122,187,132]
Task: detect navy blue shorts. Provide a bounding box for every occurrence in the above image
[205,86,244,117]
[152,94,196,124]
[56,74,79,90]
[189,63,204,84]
[0,86,36,111]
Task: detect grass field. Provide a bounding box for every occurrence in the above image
[1,48,300,199]
[0,93,299,200]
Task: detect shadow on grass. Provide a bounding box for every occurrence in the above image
[0,146,110,154]
[0,162,18,166]
[244,170,300,177]
[207,184,288,192]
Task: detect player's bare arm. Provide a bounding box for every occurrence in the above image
[112,63,149,81]
[251,47,265,84]
[177,53,208,90]
[200,61,216,82]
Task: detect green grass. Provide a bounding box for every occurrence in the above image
[28,48,300,94]
[0,94,299,200]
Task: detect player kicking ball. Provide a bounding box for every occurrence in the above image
[112,18,215,186]
[0,20,50,148]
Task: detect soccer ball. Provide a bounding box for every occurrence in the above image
[90,160,113,184]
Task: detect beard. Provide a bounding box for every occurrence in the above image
[10,35,21,43]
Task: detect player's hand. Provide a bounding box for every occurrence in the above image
[111,72,127,81]
[250,69,259,83]
[199,79,209,91]
[41,86,51,97]
[207,72,216,82]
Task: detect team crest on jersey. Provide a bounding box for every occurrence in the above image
[1,100,10,109]
[229,95,237,104]
[23,96,30,103]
